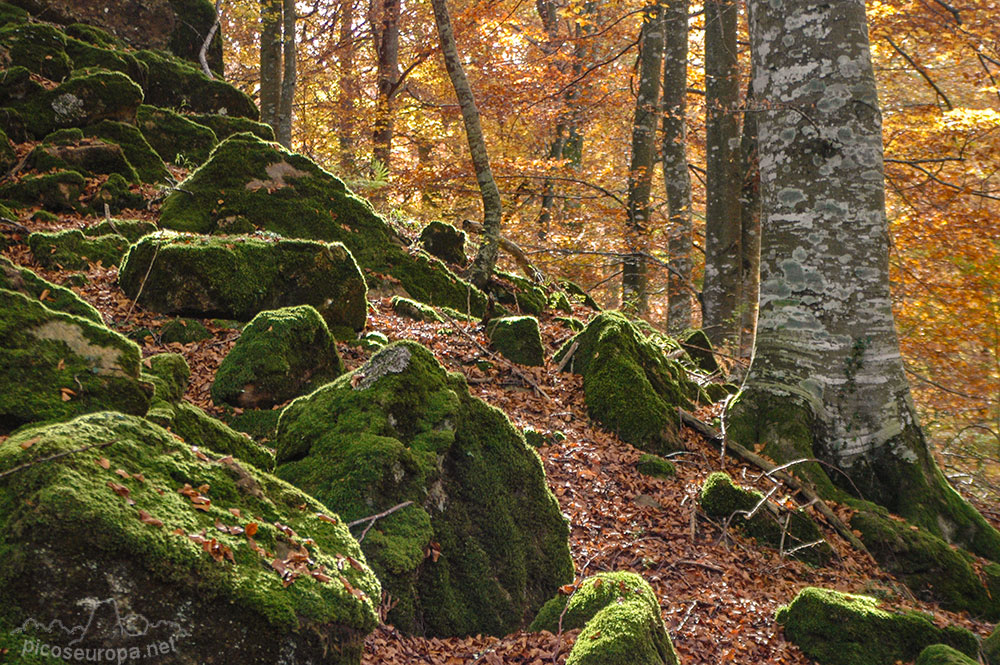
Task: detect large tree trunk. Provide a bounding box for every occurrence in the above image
[662,0,692,333]
[259,0,282,128]
[622,0,665,315]
[738,66,760,357]
[275,0,296,148]
[702,0,741,348]
[729,0,1000,558]
[430,0,503,288]
[372,0,400,174]
[338,0,358,175]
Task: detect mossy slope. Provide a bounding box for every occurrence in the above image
[0,412,379,664]
[118,232,368,331]
[275,341,573,637]
[158,133,487,315]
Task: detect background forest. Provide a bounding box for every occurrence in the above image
[219,0,1000,504]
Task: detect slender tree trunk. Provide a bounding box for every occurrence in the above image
[430,0,503,288]
[338,0,358,175]
[737,70,760,357]
[662,0,692,333]
[372,0,400,173]
[622,0,665,316]
[730,0,1000,559]
[702,0,741,347]
[276,0,296,148]
[259,0,282,128]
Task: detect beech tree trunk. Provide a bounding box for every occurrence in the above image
[702,0,741,347]
[737,71,760,357]
[622,0,665,315]
[730,0,1000,558]
[430,0,503,288]
[276,0,296,148]
[259,0,282,128]
[662,0,692,333]
[372,0,400,174]
[338,0,358,175]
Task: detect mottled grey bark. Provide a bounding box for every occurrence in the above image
[259,0,282,128]
[372,0,400,174]
[702,0,741,348]
[430,0,503,288]
[275,0,296,148]
[738,71,760,356]
[730,0,999,558]
[622,1,665,315]
[662,0,692,334]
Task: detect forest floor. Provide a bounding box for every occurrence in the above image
[4,197,998,665]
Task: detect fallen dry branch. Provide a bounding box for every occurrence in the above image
[462,218,543,283]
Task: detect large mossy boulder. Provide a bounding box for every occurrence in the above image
[134,48,256,118]
[699,472,832,565]
[28,135,138,182]
[158,133,488,315]
[119,232,368,332]
[0,288,150,434]
[190,112,275,141]
[487,315,545,366]
[0,169,85,211]
[136,104,218,166]
[0,256,101,322]
[3,70,142,139]
[212,306,345,410]
[985,625,1000,665]
[83,120,171,183]
[418,220,466,265]
[143,352,274,470]
[553,312,704,453]
[28,228,131,269]
[274,341,574,637]
[531,572,678,665]
[851,509,999,619]
[775,587,977,665]
[0,411,379,664]
[916,645,979,665]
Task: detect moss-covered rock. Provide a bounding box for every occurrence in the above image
[680,329,719,373]
[636,454,675,479]
[548,290,573,313]
[190,112,275,141]
[6,70,142,139]
[213,306,345,410]
[0,411,378,663]
[0,1,29,25]
[916,644,979,665]
[985,625,1000,665]
[134,49,257,118]
[83,120,171,183]
[700,472,832,565]
[553,312,704,453]
[165,0,224,72]
[418,220,466,265]
[64,31,145,81]
[119,232,368,331]
[136,104,217,166]
[560,278,601,310]
[851,510,999,619]
[28,228,130,269]
[275,341,573,637]
[0,169,85,211]
[492,271,547,316]
[0,289,151,433]
[158,133,488,315]
[775,587,977,665]
[158,316,212,344]
[556,315,585,332]
[391,295,444,323]
[90,172,145,214]
[82,217,158,243]
[531,572,678,665]
[0,127,15,173]
[0,22,72,80]
[227,408,283,444]
[63,22,122,49]
[29,136,138,182]
[487,315,545,366]
[0,256,100,322]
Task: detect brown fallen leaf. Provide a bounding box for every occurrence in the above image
[19,437,40,450]
[138,510,163,527]
[96,457,111,470]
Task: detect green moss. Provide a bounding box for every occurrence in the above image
[0,412,378,662]
[0,23,72,80]
[391,295,444,323]
[8,71,142,139]
[275,341,573,636]
[700,472,832,565]
[0,65,42,108]
[137,105,218,166]
[492,271,547,316]
[0,170,85,211]
[523,428,548,448]
[553,312,704,453]
[418,221,466,265]
[555,316,585,332]
[28,229,130,270]
[64,33,145,81]
[851,510,998,619]
[531,572,678,665]
[487,315,545,366]
[984,625,1000,665]
[134,49,256,119]
[143,352,191,403]
[82,217,158,243]
[559,278,601,310]
[0,127,14,173]
[0,256,100,322]
[159,317,213,344]
[90,172,145,214]
[227,408,283,443]
[704,382,736,403]
[636,454,675,479]
[680,329,719,373]
[190,113,275,141]
[63,23,123,49]
[166,0,224,74]
[0,289,150,433]
[775,587,977,665]
[213,305,344,409]
[916,644,979,665]
[83,120,171,183]
[119,232,368,330]
[0,2,29,25]
[548,291,573,313]
[158,133,488,315]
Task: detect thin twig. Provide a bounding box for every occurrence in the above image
[347,501,413,542]
[555,341,579,373]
